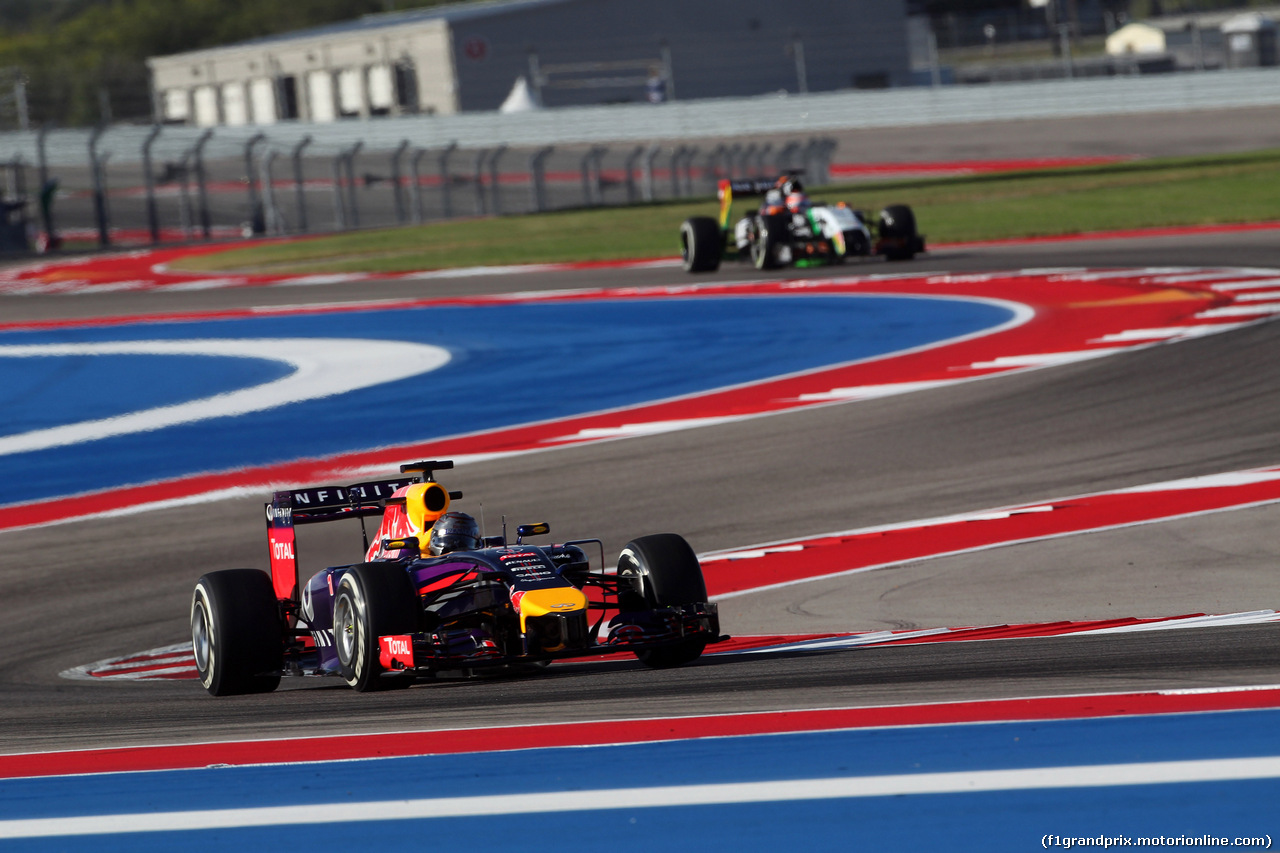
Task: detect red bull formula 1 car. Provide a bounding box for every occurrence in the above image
[190,461,724,695]
[680,173,924,273]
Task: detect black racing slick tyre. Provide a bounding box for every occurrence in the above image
[878,204,919,261]
[334,563,419,692]
[750,213,787,270]
[191,569,283,696]
[680,216,722,273]
[617,533,709,669]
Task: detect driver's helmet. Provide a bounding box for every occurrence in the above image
[781,177,807,211]
[428,511,482,556]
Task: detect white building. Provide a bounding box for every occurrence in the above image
[146,0,914,127]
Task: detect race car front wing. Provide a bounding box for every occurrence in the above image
[376,602,724,673]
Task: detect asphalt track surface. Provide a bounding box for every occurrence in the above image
[0,224,1277,760]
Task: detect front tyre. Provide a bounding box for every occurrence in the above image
[191,569,283,696]
[617,533,709,668]
[334,563,419,692]
[878,204,920,261]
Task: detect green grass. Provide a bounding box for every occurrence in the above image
[173,149,1280,275]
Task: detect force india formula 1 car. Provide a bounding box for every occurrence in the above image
[191,461,725,695]
[679,173,924,273]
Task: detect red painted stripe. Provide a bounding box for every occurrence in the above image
[3,686,1277,780]
[702,472,1280,597]
[6,222,1280,300]
[87,661,195,678]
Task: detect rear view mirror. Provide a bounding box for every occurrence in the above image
[516,523,550,543]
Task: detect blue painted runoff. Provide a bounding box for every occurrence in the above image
[0,295,1013,506]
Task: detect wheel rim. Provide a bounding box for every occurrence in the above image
[335,592,358,667]
[751,224,771,268]
[191,598,212,673]
[616,549,647,606]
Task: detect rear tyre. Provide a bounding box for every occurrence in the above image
[191,569,283,696]
[750,213,787,270]
[680,216,722,273]
[878,204,919,261]
[617,533,709,668]
[335,563,419,692]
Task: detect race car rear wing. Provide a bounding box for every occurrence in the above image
[264,462,462,601]
[717,172,803,228]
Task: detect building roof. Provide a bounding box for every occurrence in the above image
[228,0,578,49]
[1143,5,1280,33]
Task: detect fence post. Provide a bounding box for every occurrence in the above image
[581,146,606,206]
[642,145,659,201]
[331,152,347,231]
[142,125,162,244]
[624,146,644,204]
[488,144,507,216]
[193,130,213,240]
[345,141,362,229]
[411,148,427,224]
[472,148,489,216]
[291,135,311,233]
[529,146,553,212]
[177,151,193,239]
[439,141,457,219]
[87,126,110,248]
[390,139,409,224]
[36,125,57,247]
[261,149,282,234]
[244,132,266,235]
